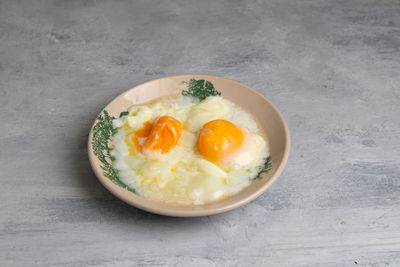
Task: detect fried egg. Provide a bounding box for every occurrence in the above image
[111,95,269,205]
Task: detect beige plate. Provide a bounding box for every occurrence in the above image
[88,75,290,217]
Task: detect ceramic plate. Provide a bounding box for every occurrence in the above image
[88,75,290,217]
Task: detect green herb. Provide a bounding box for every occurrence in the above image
[119,111,129,118]
[252,156,272,180]
[91,110,135,193]
[182,79,221,101]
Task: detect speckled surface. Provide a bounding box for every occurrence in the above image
[1,0,400,266]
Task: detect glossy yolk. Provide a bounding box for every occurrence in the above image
[144,116,182,154]
[131,121,153,152]
[197,119,244,164]
[131,116,182,154]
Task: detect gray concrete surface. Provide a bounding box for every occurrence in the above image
[1,0,400,266]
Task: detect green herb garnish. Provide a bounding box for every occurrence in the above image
[182,78,221,101]
[252,156,272,180]
[119,111,129,118]
[91,110,135,193]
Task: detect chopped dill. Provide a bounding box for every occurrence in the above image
[119,111,129,118]
[182,78,221,101]
[252,156,272,180]
[91,110,135,193]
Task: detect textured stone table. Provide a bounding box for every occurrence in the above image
[1,0,400,266]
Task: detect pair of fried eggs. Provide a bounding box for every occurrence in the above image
[111,95,269,205]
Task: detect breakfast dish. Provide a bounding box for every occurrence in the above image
[110,94,269,205]
[89,75,290,216]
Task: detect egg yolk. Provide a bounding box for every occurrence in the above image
[131,116,182,154]
[197,119,244,164]
[131,121,153,152]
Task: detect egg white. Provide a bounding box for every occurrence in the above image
[111,95,269,205]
